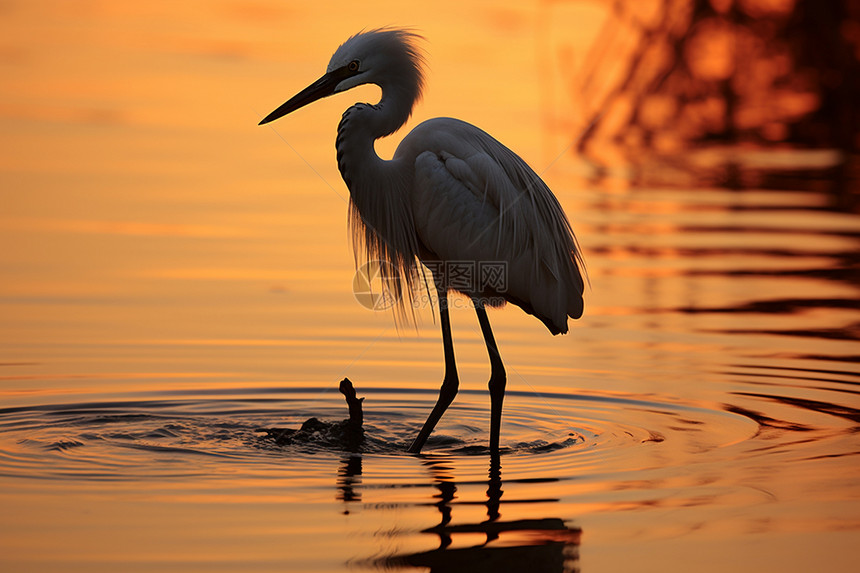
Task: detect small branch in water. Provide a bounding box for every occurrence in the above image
[339,377,364,427]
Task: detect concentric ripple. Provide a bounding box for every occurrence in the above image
[0,386,758,482]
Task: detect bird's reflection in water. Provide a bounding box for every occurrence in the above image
[339,454,581,572]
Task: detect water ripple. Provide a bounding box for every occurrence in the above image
[0,386,766,483]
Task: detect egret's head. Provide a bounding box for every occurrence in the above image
[327,28,425,95]
[259,28,425,126]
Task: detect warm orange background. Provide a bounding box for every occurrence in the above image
[0,1,614,392]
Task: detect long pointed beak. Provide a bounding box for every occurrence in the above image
[259,70,343,125]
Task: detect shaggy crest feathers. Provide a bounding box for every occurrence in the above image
[329,28,425,135]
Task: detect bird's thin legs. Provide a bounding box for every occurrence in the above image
[473,298,506,453]
[408,288,459,453]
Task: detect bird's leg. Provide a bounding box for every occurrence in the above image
[408,288,458,453]
[473,298,506,453]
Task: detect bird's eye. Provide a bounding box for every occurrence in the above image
[348,60,360,72]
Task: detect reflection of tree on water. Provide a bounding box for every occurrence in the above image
[341,454,581,573]
[561,0,858,207]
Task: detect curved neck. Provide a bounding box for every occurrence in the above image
[334,90,413,191]
[376,84,416,137]
[334,98,420,306]
[336,100,411,224]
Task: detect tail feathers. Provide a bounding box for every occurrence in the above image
[502,266,582,336]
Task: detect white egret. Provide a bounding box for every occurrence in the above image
[260,28,585,453]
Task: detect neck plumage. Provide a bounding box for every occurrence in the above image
[335,93,422,319]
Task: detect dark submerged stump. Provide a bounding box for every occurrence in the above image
[338,377,364,427]
[259,378,364,449]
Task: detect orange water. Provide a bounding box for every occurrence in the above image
[1,2,858,572]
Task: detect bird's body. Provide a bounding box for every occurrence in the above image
[396,117,584,333]
[260,29,585,453]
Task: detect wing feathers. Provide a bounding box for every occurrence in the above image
[402,118,585,333]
